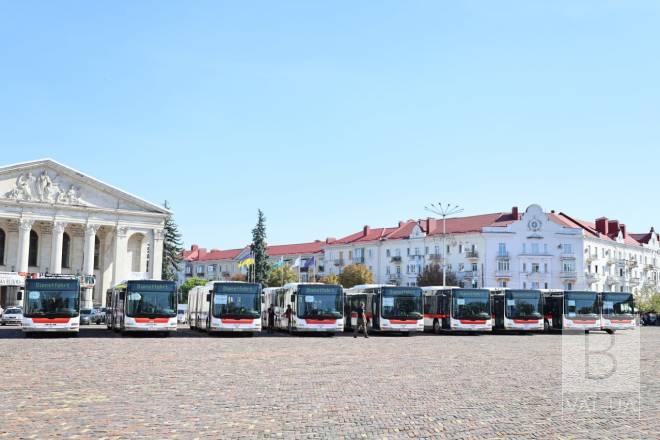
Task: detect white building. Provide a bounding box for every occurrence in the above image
[323,204,660,300]
[0,159,169,309]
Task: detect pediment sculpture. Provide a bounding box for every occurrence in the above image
[4,170,86,205]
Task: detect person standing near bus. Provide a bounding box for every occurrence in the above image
[354,302,368,338]
[267,305,275,333]
[285,304,293,332]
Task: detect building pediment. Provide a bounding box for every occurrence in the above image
[0,159,168,215]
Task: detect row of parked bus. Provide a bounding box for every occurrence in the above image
[186,281,636,336]
[17,276,178,336]
[15,276,636,337]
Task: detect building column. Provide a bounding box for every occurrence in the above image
[50,221,67,274]
[17,218,34,274]
[149,229,164,280]
[112,225,128,286]
[81,224,100,309]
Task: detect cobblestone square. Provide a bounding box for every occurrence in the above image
[0,327,658,439]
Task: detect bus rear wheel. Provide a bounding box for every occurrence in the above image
[605,329,615,335]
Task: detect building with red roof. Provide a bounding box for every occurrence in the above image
[179,204,659,299]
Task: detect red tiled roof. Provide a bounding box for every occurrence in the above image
[267,241,324,256]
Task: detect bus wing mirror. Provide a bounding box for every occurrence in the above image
[206,293,211,302]
[119,292,125,301]
[17,291,23,301]
[261,296,265,304]
[291,294,295,303]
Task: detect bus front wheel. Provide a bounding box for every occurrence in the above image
[433,320,441,334]
[543,320,550,332]
[605,329,615,335]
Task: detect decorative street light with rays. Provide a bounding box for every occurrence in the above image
[424,203,464,287]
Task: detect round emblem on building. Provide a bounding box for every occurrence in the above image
[528,218,542,232]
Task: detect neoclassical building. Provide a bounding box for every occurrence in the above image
[0,159,169,309]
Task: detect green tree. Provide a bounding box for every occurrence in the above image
[417,264,459,287]
[637,285,660,312]
[161,200,184,281]
[266,265,298,287]
[251,209,269,285]
[339,264,374,288]
[320,274,340,285]
[179,277,207,303]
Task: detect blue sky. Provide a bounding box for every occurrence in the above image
[1,1,658,249]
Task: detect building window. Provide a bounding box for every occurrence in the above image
[395,249,401,257]
[563,261,576,272]
[563,243,572,254]
[196,265,204,275]
[523,263,527,273]
[567,282,573,291]
[544,282,548,289]
[472,263,478,272]
[425,247,429,255]
[446,245,450,255]
[458,244,463,254]
[94,237,100,270]
[532,263,540,273]
[185,265,192,275]
[498,243,506,256]
[498,260,509,272]
[386,249,391,258]
[386,266,390,275]
[523,282,527,289]
[544,263,548,273]
[407,248,410,256]
[62,233,71,269]
[458,263,464,272]
[28,230,39,267]
[543,244,548,254]
[531,243,539,255]
[522,243,527,254]
[0,228,5,266]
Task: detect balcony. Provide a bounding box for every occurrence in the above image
[585,254,597,264]
[627,259,639,268]
[352,257,365,264]
[461,270,479,279]
[629,276,641,285]
[496,252,510,260]
[465,251,479,259]
[560,253,576,260]
[333,259,345,267]
[605,275,618,285]
[495,270,512,279]
[409,254,423,261]
[390,256,402,263]
[428,254,443,262]
[559,271,577,280]
[585,272,601,283]
[388,273,401,280]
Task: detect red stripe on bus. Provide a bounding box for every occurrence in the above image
[424,314,448,319]
[389,320,418,324]
[32,318,70,324]
[459,320,487,325]
[570,320,596,324]
[608,319,634,324]
[220,319,254,324]
[305,319,336,324]
[513,319,541,324]
[134,318,169,323]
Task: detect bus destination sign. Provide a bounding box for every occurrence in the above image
[26,280,79,291]
[127,282,176,292]
[215,284,260,294]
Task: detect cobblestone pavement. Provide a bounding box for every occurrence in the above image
[0,326,658,439]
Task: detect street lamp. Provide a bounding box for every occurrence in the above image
[424,203,464,287]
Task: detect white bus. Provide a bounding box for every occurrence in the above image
[601,291,636,333]
[22,277,81,335]
[263,283,343,334]
[346,284,424,334]
[422,287,493,332]
[492,289,544,331]
[189,281,262,333]
[106,280,177,335]
[543,290,601,332]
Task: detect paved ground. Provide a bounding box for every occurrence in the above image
[0,326,658,439]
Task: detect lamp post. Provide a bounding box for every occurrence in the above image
[424,203,464,287]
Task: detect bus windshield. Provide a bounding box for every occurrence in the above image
[564,292,599,317]
[602,292,634,317]
[381,287,423,320]
[297,285,342,319]
[24,289,80,318]
[452,289,490,320]
[126,284,176,318]
[212,284,261,318]
[505,290,542,319]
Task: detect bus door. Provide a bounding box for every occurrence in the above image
[494,294,504,329]
[370,294,379,330]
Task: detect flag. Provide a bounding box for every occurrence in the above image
[273,257,285,268]
[290,257,301,268]
[238,255,255,268]
[304,256,316,268]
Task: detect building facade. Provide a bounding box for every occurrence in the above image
[0,159,169,309]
